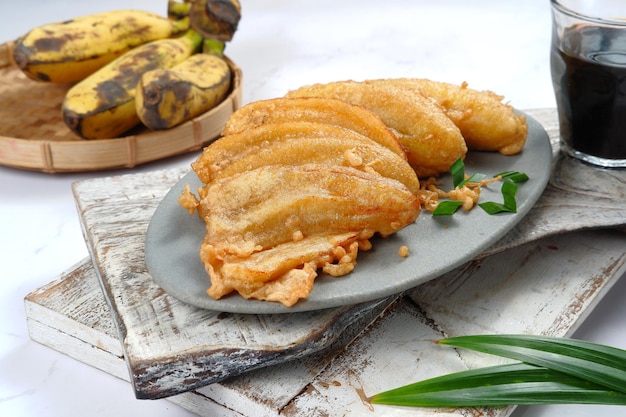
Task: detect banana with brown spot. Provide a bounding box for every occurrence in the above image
[12,9,189,83]
[62,30,203,139]
[136,52,232,130]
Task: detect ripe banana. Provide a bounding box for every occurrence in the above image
[136,50,232,130]
[12,9,189,83]
[62,30,203,139]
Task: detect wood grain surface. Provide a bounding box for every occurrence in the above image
[25,230,626,416]
[72,167,399,399]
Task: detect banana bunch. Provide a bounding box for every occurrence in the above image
[62,30,204,139]
[12,10,189,83]
[13,2,241,140]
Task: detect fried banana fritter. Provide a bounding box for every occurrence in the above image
[204,232,360,306]
[222,96,406,158]
[199,163,420,251]
[193,164,420,306]
[178,76,529,307]
[286,80,468,178]
[192,120,420,194]
[386,78,528,155]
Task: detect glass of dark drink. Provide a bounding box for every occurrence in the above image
[551,0,626,168]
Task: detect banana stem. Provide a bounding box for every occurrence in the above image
[185,29,205,53]
[203,37,226,56]
[171,16,191,33]
[168,0,191,20]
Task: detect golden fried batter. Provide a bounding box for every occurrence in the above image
[192,120,420,194]
[179,76,529,307]
[194,163,420,306]
[199,163,420,252]
[203,233,360,306]
[385,78,528,155]
[222,96,406,158]
[286,80,467,178]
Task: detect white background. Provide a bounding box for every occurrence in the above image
[1,1,625,416]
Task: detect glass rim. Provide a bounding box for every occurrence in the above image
[551,0,626,26]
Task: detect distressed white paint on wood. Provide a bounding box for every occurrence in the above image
[72,168,396,400]
[24,259,390,417]
[279,230,626,417]
[25,229,626,417]
[65,108,626,402]
[411,230,626,340]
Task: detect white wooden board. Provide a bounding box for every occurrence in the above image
[72,165,396,399]
[25,229,626,416]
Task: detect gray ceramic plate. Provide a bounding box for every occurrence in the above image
[145,112,552,314]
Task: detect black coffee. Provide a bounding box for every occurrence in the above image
[551,24,626,160]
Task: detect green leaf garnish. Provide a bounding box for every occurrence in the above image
[370,334,626,409]
[432,200,464,216]
[436,159,528,216]
[461,172,487,186]
[496,170,530,183]
[478,201,512,214]
[450,158,466,188]
[479,181,518,214]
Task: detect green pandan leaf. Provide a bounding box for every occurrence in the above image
[440,334,626,394]
[371,362,626,407]
[370,335,626,409]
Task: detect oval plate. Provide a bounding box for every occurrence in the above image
[145,112,552,314]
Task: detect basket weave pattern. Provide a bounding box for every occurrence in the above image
[0,66,75,141]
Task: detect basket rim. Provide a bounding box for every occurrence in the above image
[0,42,242,173]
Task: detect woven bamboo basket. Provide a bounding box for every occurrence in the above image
[0,41,242,173]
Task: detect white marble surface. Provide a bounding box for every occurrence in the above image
[0,1,625,416]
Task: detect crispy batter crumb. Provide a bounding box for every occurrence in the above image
[179,184,199,215]
[419,173,502,212]
[358,239,373,251]
[343,148,363,167]
[398,245,409,258]
[323,241,359,277]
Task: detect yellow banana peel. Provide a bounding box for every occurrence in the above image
[136,52,232,130]
[62,30,203,139]
[13,9,189,83]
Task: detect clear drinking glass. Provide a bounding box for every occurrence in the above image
[550,0,626,168]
